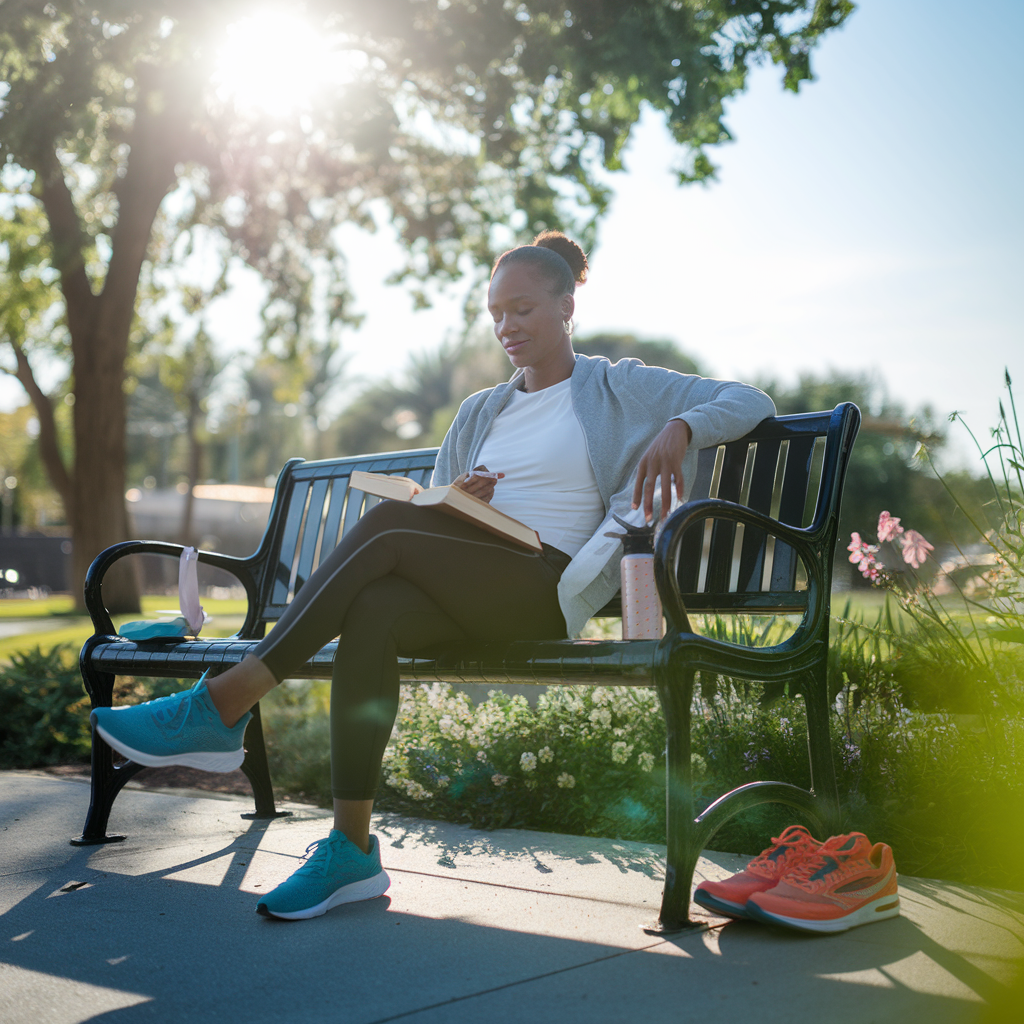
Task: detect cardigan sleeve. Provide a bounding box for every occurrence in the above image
[669,378,776,451]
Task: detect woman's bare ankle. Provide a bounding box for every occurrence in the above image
[206,655,278,728]
[333,798,374,854]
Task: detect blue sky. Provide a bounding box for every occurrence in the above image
[4,0,1022,468]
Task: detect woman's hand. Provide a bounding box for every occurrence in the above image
[632,419,692,521]
[453,465,504,503]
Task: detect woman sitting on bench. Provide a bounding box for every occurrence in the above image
[92,231,775,920]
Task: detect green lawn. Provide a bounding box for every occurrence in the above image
[0,595,249,664]
[0,595,78,618]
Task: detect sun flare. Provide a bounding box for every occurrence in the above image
[213,10,362,117]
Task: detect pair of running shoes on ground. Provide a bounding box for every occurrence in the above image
[694,824,900,933]
[90,672,391,920]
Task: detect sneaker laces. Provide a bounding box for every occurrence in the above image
[294,837,341,879]
[746,826,819,879]
[782,834,864,891]
[145,681,204,736]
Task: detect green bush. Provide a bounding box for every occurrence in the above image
[0,646,192,770]
[0,645,91,767]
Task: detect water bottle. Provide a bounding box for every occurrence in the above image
[606,515,663,639]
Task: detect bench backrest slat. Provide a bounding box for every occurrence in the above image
[735,437,782,592]
[270,479,310,607]
[319,478,350,564]
[293,477,331,594]
[705,439,752,594]
[768,434,817,593]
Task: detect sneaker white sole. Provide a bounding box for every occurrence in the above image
[93,723,244,773]
[747,892,901,933]
[693,888,751,919]
[258,870,392,921]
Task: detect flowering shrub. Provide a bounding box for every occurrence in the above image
[375,682,668,835]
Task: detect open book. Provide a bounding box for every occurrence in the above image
[350,470,542,552]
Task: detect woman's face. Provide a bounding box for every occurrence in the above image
[487,263,573,371]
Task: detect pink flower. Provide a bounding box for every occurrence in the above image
[848,533,880,571]
[900,530,934,569]
[848,533,867,564]
[877,511,904,542]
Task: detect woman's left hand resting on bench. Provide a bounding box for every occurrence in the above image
[632,418,692,521]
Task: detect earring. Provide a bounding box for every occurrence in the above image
[563,318,573,334]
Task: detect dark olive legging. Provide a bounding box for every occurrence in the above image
[253,499,571,800]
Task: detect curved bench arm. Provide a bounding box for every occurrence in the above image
[85,540,259,638]
[653,498,829,650]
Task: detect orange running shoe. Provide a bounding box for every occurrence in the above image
[693,824,822,919]
[746,832,899,933]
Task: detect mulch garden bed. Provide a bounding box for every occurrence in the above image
[42,763,252,795]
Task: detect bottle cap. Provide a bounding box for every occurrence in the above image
[605,513,657,555]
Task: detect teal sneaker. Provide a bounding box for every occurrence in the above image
[90,670,250,773]
[256,832,391,920]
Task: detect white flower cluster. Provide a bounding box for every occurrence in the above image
[385,773,432,801]
[382,682,667,808]
[611,741,634,764]
[438,714,466,740]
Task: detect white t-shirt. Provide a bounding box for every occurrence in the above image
[476,378,605,557]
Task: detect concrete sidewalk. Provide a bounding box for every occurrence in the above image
[1,770,1021,1024]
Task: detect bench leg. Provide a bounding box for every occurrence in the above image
[72,649,144,845]
[239,701,292,821]
[804,664,841,834]
[646,663,701,934]
[72,728,146,845]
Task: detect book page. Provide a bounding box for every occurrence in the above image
[350,471,423,501]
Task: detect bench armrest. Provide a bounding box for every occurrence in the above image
[654,497,828,639]
[84,540,258,638]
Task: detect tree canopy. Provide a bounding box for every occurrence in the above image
[0,0,853,608]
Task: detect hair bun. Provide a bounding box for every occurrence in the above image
[533,230,588,285]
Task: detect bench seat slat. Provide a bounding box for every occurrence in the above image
[87,637,662,686]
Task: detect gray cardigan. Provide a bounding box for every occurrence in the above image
[433,354,776,637]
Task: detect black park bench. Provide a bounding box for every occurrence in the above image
[75,402,861,933]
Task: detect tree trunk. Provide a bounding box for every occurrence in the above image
[69,324,140,614]
[9,340,73,513]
